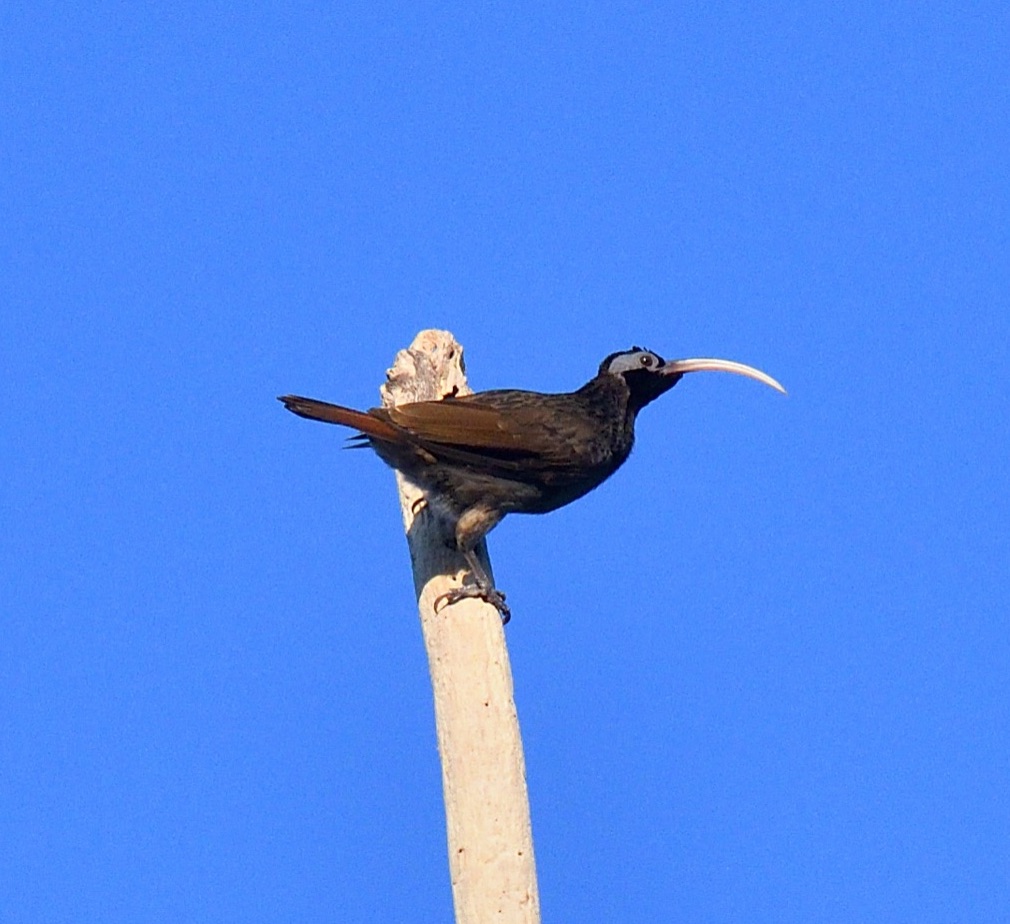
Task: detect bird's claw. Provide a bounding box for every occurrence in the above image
[434,584,511,625]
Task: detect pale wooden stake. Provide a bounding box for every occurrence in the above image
[380,330,541,924]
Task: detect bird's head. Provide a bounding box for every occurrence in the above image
[599,346,786,413]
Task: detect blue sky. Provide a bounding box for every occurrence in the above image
[4,3,1008,921]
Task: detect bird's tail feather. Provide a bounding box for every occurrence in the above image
[277,395,401,442]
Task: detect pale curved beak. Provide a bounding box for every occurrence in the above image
[660,358,786,394]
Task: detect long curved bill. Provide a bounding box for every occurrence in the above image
[660,357,786,394]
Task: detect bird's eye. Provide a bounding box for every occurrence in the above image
[640,354,653,367]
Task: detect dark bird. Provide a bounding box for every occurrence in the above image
[280,347,784,622]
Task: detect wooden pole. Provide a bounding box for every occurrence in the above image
[381,330,541,924]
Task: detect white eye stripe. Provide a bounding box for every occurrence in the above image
[605,349,663,374]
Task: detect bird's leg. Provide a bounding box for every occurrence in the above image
[433,505,511,624]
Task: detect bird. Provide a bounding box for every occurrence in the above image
[279,347,784,623]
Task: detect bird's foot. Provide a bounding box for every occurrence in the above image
[434,584,511,625]
[410,495,428,516]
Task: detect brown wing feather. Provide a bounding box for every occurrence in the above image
[386,399,532,451]
[386,391,604,465]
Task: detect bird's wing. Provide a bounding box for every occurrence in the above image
[386,392,601,467]
[386,400,530,452]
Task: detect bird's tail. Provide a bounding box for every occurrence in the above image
[277,395,402,442]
